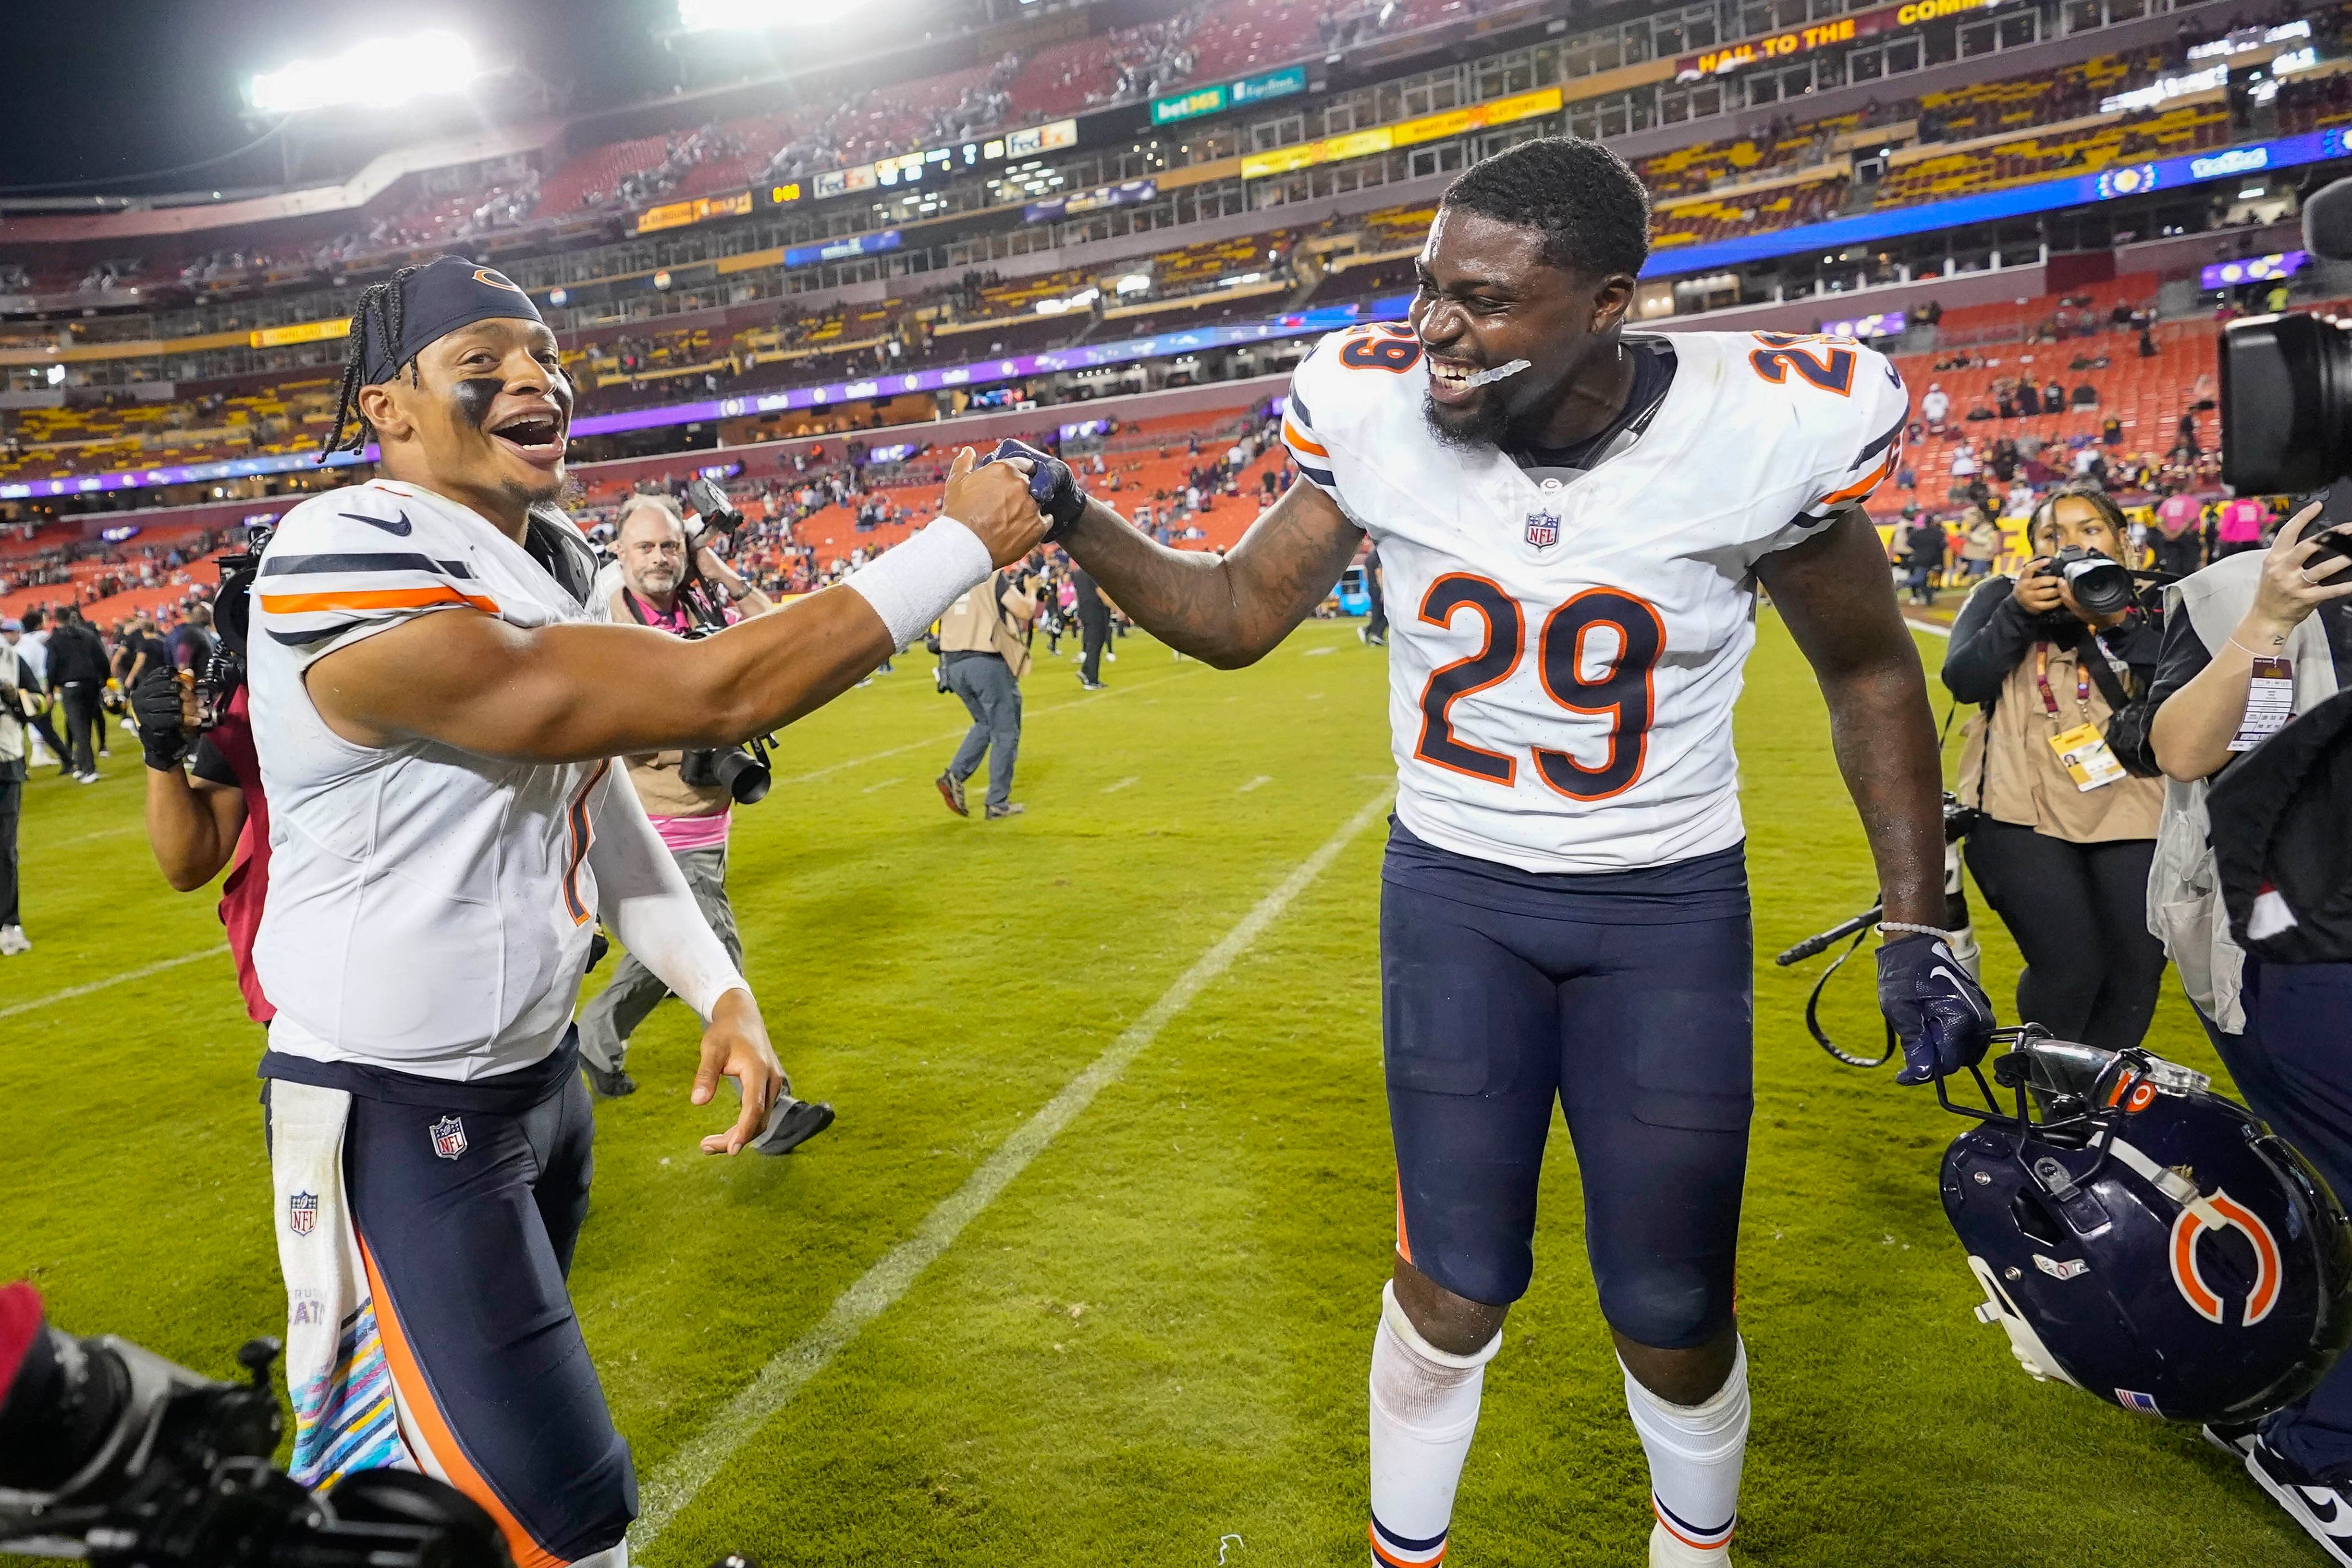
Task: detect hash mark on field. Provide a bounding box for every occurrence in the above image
[0,944,230,1022]
[628,787,1396,1554]
[1303,646,1334,656]
[1237,775,1272,793]
[860,777,903,794]
[1102,776,1139,794]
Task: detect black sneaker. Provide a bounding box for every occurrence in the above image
[2247,1434,2352,1564]
[752,1098,836,1156]
[582,1059,637,1098]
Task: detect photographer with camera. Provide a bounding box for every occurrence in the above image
[1940,484,2169,1051]
[2141,494,2352,1549]
[130,543,275,1026]
[577,493,836,1153]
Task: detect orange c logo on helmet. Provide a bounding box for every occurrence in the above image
[473,267,523,293]
[2170,1189,2282,1326]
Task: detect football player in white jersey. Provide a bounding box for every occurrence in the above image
[246,257,1046,1568]
[1004,139,1994,1565]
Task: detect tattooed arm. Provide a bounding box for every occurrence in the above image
[1755,507,1946,929]
[1059,478,1364,668]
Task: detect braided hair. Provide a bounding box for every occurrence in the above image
[318,264,424,461]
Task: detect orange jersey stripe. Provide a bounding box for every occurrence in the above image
[357,1235,569,1568]
[1394,1170,1413,1266]
[1283,418,1329,458]
[1815,448,1897,511]
[260,585,500,616]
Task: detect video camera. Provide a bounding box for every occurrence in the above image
[2220,177,2352,495]
[0,1282,506,1568]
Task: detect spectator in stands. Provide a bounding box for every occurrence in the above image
[1921,382,1950,434]
[934,563,1036,821]
[2042,378,2066,415]
[2014,380,2038,417]
[44,606,109,784]
[0,618,40,955]
[2102,415,2124,447]
[1942,485,2168,1051]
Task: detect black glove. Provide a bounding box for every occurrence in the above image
[1878,931,1995,1086]
[130,666,195,772]
[979,438,1087,543]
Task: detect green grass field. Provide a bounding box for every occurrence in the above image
[0,615,2315,1567]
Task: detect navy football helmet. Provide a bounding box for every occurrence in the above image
[1939,1027,2352,1424]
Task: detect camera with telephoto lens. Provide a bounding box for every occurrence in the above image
[2030,544,2137,621]
[2221,175,2352,501]
[681,476,744,550]
[0,1284,506,1568]
[679,735,773,804]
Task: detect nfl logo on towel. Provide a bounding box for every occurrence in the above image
[430,1115,468,1161]
[1525,508,1560,550]
[287,1190,318,1237]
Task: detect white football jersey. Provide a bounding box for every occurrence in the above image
[1286,326,1907,873]
[248,479,613,1081]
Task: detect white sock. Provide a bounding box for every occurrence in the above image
[1623,1338,1748,1560]
[1368,1282,1499,1566]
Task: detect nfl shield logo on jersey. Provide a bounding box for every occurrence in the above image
[1524,507,1560,550]
[430,1115,468,1161]
[287,1191,318,1236]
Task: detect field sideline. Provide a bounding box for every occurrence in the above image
[0,615,2307,1567]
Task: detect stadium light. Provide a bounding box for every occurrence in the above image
[246,31,487,115]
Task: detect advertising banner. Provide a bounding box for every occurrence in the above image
[1673,0,2006,82]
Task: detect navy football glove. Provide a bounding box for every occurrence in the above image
[1878,931,1995,1085]
[978,438,1087,543]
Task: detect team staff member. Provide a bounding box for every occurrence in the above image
[247,256,1044,1568]
[13,609,67,769]
[577,495,836,1155]
[934,563,1036,819]
[2147,499,2352,1560]
[0,619,39,956]
[1032,138,1989,1567]
[43,607,109,783]
[1940,485,2168,1050]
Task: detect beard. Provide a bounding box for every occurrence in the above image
[1423,389,1515,451]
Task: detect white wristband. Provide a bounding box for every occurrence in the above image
[841,515,992,648]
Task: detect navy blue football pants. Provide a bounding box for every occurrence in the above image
[2201,958,2352,1474]
[266,1048,635,1565]
[1381,824,1753,1349]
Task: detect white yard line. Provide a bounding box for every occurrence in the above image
[1102,776,1139,794]
[1904,615,1952,639]
[1237,775,1272,793]
[0,944,230,1022]
[628,787,1396,1554]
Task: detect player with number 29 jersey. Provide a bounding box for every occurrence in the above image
[1284,323,1909,874]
